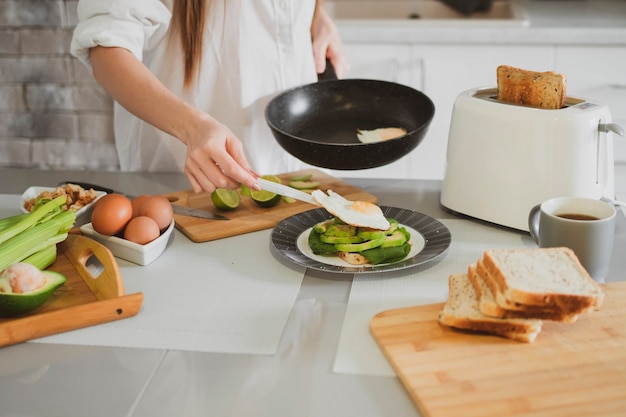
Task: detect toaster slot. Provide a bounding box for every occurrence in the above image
[472,87,587,110]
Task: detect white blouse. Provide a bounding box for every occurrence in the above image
[71,0,319,174]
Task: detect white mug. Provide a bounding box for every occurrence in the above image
[528,196,616,281]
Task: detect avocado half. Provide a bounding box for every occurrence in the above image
[0,270,67,317]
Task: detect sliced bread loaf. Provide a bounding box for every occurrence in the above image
[438,273,542,343]
[481,247,604,315]
[496,65,567,110]
[471,261,579,323]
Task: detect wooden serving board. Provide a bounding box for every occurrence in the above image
[163,169,378,242]
[0,234,143,348]
[369,281,626,417]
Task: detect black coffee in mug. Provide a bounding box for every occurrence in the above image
[557,213,600,221]
[529,196,617,280]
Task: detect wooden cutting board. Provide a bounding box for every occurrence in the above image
[163,169,378,242]
[369,281,626,417]
[0,234,143,347]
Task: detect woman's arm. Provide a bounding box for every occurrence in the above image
[311,0,350,78]
[89,46,259,193]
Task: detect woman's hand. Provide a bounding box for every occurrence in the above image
[311,1,350,78]
[181,112,259,193]
[89,46,259,193]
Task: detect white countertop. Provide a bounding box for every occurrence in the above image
[335,0,626,45]
[1,166,625,417]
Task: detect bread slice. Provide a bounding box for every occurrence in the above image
[438,273,542,343]
[338,251,369,265]
[471,261,579,323]
[469,262,510,316]
[496,65,567,109]
[481,247,604,315]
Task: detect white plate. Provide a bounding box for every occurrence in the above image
[20,186,107,217]
[80,219,175,266]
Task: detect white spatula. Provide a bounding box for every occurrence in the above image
[257,178,319,205]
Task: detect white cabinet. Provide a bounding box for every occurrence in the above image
[555,46,626,162]
[340,43,421,87]
[326,43,422,180]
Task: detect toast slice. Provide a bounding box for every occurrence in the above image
[438,273,542,343]
[481,247,604,315]
[338,251,369,265]
[471,261,579,323]
[496,65,567,109]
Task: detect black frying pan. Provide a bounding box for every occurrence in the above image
[265,67,435,170]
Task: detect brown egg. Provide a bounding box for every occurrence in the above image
[124,216,160,245]
[137,195,174,231]
[91,193,133,236]
[131,195,151,218]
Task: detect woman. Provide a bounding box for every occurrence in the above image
[71,0,349,193]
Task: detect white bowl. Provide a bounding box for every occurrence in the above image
[20,186,107,217]
[80,219,175,266]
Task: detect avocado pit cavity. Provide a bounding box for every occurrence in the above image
[0,263,67,317]
[0,262,46,294]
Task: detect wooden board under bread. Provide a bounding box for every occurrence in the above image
[369,281,626,417]
[0,234,143,347]
[163,169,378,243]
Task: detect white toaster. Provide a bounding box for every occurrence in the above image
[440,87,624,232]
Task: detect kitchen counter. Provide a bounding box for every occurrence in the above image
[334,0,626,45]
[1,165,626,417]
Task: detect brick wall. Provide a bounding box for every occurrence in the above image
[0,0,118,171]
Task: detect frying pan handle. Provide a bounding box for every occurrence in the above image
[318,58,338,81]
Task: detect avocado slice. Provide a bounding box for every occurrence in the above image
[308,229,338,256]
[324,223,357,237]
[380,229,408,248]
[0,270,67,317]
[357,229,386,241]
[320,234,364,244]
[385,218,399,235]
[334,235,385,253]
[361,242,412,265]
[313,218,335,234]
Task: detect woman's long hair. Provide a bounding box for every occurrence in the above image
[171,0,206,89]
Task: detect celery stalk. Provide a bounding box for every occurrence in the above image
[0,195,67,245]
[0,209,75,271]
[22,244,58,270]
[0,213,30,232]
